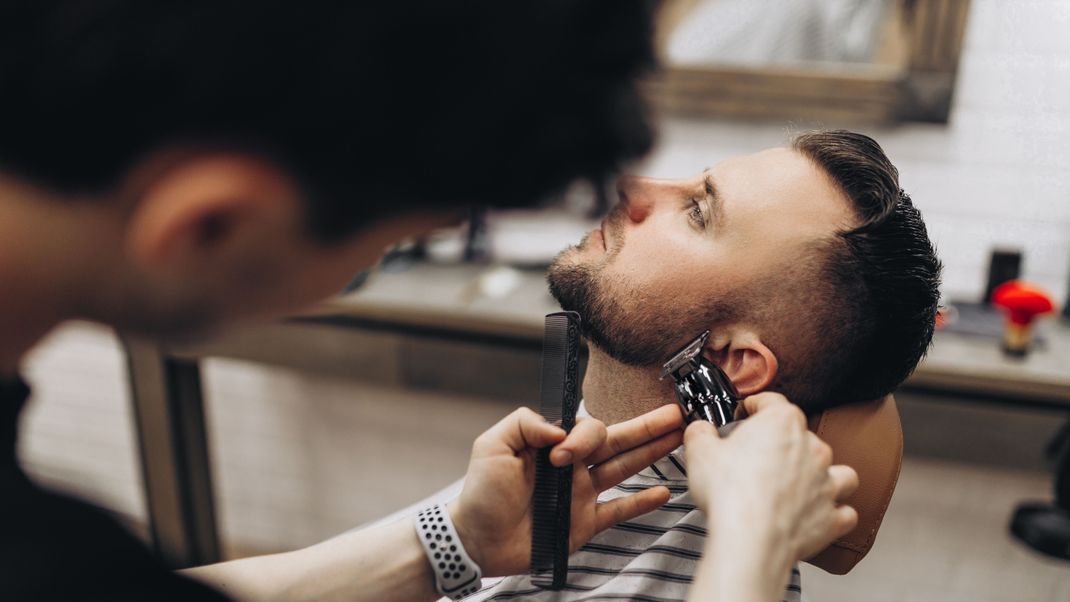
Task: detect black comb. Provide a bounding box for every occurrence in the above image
[530,311,581,590]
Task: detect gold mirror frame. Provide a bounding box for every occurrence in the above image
[646,0,971,123]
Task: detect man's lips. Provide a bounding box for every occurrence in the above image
[599,218,609,250]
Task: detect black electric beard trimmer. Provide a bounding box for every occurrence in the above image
[660,330,742,431]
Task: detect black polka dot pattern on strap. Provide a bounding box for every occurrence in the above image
[414,504,482,600]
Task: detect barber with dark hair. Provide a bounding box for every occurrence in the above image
[0,2,856,600]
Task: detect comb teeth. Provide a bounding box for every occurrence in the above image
[531,311,581,590]
[537,313,580,428]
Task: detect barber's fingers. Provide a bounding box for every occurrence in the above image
[742,391,789,415]
[803,504,859,562]
[832,505,859,540]
[589,431,685,491]
[550,418,607,467]
[474,404,683,465]
[471,407,566,458]
[828,465,859,502]
[592,486,672,536]
[682,420,721,459]
[742,392,807,427]
[809,434,834,468]
[585,404,685,466]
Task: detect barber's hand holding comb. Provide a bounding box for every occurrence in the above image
[450,404,684,577]
[183,405,684,601]
[684,392,859,602]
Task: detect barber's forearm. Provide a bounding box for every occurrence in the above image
[689,524,793,602]
[181,519,440,602]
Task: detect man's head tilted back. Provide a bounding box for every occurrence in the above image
[549,130,943,412]
[0,1,654,335]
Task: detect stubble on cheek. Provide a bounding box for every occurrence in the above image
[549,254,719,367]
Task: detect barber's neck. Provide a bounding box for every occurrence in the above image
[0,305,58,379]
[0,257,67,378]
[0,176,107,377]
[582,344,676,426]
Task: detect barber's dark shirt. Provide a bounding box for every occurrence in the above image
[1,376,229,600]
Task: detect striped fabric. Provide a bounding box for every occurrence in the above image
[452,404,802,601]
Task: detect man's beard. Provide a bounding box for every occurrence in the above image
[547,249,730,367]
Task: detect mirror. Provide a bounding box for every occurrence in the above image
[647,0,971,123]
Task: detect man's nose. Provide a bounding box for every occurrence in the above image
[616,176,660,224]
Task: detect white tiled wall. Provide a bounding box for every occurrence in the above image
[16,0,1070,558]
[202,359,514,553]
[19,323,145,522]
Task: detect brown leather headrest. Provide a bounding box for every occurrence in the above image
[806,395,903,575]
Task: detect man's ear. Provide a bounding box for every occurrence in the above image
[125,153,302,270]
[706,331,778,396]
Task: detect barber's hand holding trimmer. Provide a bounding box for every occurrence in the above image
[685,392,860,602]
[457,391,859,599]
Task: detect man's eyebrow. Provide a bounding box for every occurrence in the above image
[703,171,725,229]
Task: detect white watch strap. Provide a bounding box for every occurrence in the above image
[414,504,482,600]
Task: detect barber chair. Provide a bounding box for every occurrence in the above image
[807,394,903,574]
[1009,417,1070,560]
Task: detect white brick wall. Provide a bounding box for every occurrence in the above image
[16,0,1070,556]
[19,323,146,523]
[202,358,513,553]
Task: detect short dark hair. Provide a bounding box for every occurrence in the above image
[0,1,655,241]
[767,130,942,412]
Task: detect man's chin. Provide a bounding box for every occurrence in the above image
[546,251,589,308]
[549,243,583,269]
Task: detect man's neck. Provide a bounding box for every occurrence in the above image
[582,345,676,425]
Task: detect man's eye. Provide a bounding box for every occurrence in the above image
[688,199,706,228]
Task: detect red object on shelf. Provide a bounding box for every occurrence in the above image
[992,281,1055,325]
[991,281,1056,356]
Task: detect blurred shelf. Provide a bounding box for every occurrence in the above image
[320,263,554,343]
[913,326,1070,406]
[168,262,1070,407]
